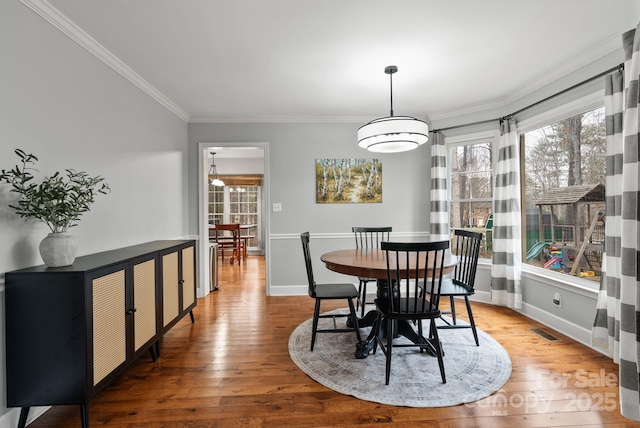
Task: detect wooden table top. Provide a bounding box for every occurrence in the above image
[320,248,458,280]
[209,224,256,230]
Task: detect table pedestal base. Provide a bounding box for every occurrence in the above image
[351,279,440,359]
[354,317,440,359]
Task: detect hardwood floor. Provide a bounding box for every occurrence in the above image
[27,255,634,427]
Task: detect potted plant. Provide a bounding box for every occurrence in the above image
[0,149,110,267]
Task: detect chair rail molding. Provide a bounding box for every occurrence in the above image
[269,231,430,240]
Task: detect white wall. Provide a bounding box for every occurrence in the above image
[0,1,189,425]
[215,157,264,175]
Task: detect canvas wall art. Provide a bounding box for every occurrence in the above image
[316,159,382,204]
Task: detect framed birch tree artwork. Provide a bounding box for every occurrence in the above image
[316,159,382,203]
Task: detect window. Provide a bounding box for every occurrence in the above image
[521,106,605,282]
[448,139,493,257]
[229,186,259,248]
[208,181,261,249]
[208,185,224,225]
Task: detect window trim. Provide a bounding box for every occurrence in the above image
[516,89,603,134]
[518,90,605,291]
[443,90,605,292]
[445,130,499,259]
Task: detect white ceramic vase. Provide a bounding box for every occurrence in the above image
[39,232,78,267]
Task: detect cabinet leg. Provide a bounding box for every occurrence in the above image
[149,345,158,362]
[80,403,89,428]
[18,407,29,428]
[189,310,195,323]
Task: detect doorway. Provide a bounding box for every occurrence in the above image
[198,143,269,298]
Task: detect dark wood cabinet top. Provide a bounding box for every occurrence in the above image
[7,240,194,274]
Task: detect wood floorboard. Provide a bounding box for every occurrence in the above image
[25,255,631,427]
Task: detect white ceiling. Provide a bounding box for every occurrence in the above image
[40,0,640,124]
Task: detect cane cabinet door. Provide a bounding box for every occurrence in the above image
[92,269,127,387]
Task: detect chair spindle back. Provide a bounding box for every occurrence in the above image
[300,232,316,297]
[352,227,392,250]
[451,229,482,292]
[381,240,449,316]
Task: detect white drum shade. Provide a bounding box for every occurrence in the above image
[358,116,429,153]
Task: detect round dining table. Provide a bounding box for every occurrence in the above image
[321,248,458,358]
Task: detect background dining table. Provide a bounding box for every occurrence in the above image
[209,223,256,260]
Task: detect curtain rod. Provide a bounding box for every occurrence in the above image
[431,63,624,133]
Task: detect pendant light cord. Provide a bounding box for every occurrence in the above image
[389,71,394,117]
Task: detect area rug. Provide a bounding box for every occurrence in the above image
[288,308,511,407]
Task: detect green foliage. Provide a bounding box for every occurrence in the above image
[0,149,110,233]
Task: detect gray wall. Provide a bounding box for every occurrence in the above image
[0,1,189,424]
[189,122,432,294]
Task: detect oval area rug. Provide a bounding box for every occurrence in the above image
[289,308,511,407]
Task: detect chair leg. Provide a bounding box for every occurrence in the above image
[431,319,446,384]
[361,281,368,317]
[385,317,394,385]
[449,296,457,324]
[347,298,362,341]
[372,312,382,354]
[465,296,479,346]
[311,299,321,351]
[417,318,426,353]
[357,280,368,317]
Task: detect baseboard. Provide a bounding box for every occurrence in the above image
[269,284,308,296]
[0,406,49,428]
[468,291,607,357]
[516,301,604,354]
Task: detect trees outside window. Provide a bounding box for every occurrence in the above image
[521,106,605,281]
[449,140,493,257]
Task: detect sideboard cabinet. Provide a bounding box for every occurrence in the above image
[5,240,197,428]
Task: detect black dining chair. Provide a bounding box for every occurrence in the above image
[437,229,483,346]
[300,232,361,351]
[373,240,449,385]
[352,226,392,317]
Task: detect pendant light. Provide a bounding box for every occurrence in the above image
[357,65,429,153]
[209,152,225,187]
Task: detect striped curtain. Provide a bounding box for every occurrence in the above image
[490,118,522,309]
[591,24,640,421]
[430,131,449,241]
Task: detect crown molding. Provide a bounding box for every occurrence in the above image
[503,34,621,106]
[428,34,622,123]
[20,0,624,127]
[188,116,370,124]
[21,0,190,122]
[427,99,505,123]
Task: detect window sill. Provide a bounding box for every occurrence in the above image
[478,258,599,299]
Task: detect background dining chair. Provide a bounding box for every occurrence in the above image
[352,226,392,317]
[437,229,483,345]
[214,223,243,264]
[373,240,449,385]
[300,232,361,351]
